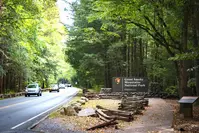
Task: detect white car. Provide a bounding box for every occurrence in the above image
[59,84,65,89]
[65,84,72,87]
[25,84,42,97]
[49,84,59,92]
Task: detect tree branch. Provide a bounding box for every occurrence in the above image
[0,49,10,59]
[143,15,179,51]
[125,19,175,57]
[156,11,181,49]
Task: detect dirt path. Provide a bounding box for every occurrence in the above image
[117,98,174,133]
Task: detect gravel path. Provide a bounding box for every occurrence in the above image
[117,98,174,133]
[33,98,174,133]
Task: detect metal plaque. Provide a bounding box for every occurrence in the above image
[178,96,199,104]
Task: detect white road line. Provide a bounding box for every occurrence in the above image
[11,90,78,130]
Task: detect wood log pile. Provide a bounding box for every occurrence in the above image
[86,95,148,130]
[118,95,149,113]
[62,93,150,131]
[83,92,100,99]
[86,105,134,130]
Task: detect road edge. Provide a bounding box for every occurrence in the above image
[27,90,78,132]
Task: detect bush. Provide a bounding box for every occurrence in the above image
[188,78,196,88]
[92,85,103,92]
[165,86,178,95]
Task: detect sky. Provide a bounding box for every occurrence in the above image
[56,0,74,26]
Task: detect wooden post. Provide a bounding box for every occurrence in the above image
[180,103,193,118]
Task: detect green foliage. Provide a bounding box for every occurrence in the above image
[165,86,178,95]
[188,78,196,88]
[169,52,199,61]
[0,0,75,93]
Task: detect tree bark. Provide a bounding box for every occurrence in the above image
[178,61,189,97]
[192,0,199,96]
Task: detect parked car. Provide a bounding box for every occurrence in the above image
[66,84,72,87]
[25,83,42,97]
[49,84,59,92]
[59,84,65,89]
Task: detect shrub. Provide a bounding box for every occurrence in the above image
[165,86,178,95]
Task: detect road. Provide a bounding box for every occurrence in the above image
[0,87,78,133]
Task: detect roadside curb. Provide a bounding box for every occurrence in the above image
[27,90,79,132]
[28,106,63,131]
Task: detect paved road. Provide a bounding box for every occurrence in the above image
[0,87,78,133]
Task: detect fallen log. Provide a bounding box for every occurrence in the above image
[96,109,115,120]
[96,105,131,114]
[97,113,111,122]
[86,118,117,131]
[96,108,133,122]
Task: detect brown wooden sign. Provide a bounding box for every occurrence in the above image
[112,77,148,92]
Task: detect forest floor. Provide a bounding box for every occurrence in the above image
[167,99,199,132]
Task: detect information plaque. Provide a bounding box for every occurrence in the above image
[178,96,199,104]
[178,96,199,118]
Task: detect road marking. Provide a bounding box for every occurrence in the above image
[0,100,34,110]
[11,90,78,130]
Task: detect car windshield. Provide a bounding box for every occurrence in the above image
[27,85,36,88]
[51,84,57,87]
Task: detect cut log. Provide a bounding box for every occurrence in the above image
[86,118,117,131]
[96,105,130,114]
[96,109,115,120]
[77,99,86,105]
[81,96,89,102]
[96,108,133,122]
[97,113,112,122]
[96,105,134,116]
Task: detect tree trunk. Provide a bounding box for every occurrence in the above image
[129,34,132,77]
[126,36,129,77]
[178,61,189,97]
[133,39,137,76]
[192,0,199,96]
[195,60,199,96]
[0,76,2,94]
[177,1,189,97]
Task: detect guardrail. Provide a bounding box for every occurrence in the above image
[0,88,49,99]
[0,92,25,99]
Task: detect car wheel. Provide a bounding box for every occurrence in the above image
[49,91,51,93]
[40,93,42,96]
[57,90,59,92]
[28,94,30,97]
[25,94,27,97]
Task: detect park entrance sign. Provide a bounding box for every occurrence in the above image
[112,77,148,92]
